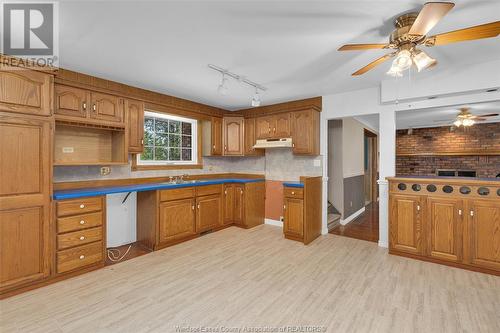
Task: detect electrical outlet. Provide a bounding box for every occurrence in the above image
[280,216,284,222]
[100,166,111,176]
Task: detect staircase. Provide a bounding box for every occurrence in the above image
[327,201,341,231]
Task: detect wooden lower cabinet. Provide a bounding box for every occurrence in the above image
[196,194,222,232]
[234,185,245,225]
[389,194,424,255]
[466,199,500,271]
[223,184,235,225]
[159,198,196,244]
[388,178,500,275]
[426,197,463,262]
[284,198,304,238]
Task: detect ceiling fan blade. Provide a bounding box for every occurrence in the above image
[428,21,500,45]
[409,2,455,36]
[473,118,487,121]
[474,113,499,118]
[338,44,388,51]
[433,119,453,123]
[352,53,394,76]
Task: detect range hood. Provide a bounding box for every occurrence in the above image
[253,138,293,149]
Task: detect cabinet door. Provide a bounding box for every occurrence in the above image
[0,114,51,291]
[291,110,319,155]
[256,116,273,139]
[223,184,234,225]
[234,185,245,225]
[159,199,196,244]
[126,99,144,153]
[223,117,244,156]
[0,67,52,116]
[54,85,89,119]
[196,194,222,232]
[244,118,264,156]
[426,197,463,262]
[90,92,124,124]
[389,194,424,255]
[467,199,500,271]
[284,198,304,238]
[211,117,223,155]
[274,113,290,138]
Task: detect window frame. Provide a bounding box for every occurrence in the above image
[135,110,200,169]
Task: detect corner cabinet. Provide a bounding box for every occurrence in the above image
[125,99,145,153]
[388,178,500,275]
[0,66,53,116]
[244,118,264,156]
[0,113,52,294]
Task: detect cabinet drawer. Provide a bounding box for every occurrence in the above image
[57,211,103,233]
[57,226,103,250]
[284,187,304,199]
[196,184,222,197]
[57,241,103,274]
[57,197,103,217]
[160,187,195,201]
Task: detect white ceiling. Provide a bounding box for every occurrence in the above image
[59,1,500,110]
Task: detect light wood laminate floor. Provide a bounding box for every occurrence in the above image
[1,225,499,333]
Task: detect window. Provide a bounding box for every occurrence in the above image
[137,111,198,165]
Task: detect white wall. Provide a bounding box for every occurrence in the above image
[321,59,500,247]
[342,118,365,178]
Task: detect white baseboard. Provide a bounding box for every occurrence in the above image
[340,207,366,225]
[265,219,283,227]
[321,226,329,235]
[378,240,388,248]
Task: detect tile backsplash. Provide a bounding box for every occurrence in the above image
[54,149,322,183]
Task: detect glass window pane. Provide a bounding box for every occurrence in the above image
[182,148,192,161]
[169,134,180,147]
[182,135,192,148]
[155,119,168,133]
[141,147,153,160]
[144,130,154,146]
[182,122,192,135]
[144,118,154,132]
[169,148,180,160]
[155,147,168,161]
[169,120,181,134]
[155,133,168,147]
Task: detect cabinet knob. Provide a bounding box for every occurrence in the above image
[141,139,144,145]
[213,144,215,149]
[458,209,462,216]
[92,104,96,112]
[79,220,85,225]
[416,205,420,211]
[80,236,85,241]
[291,191,295,195]
[79,255,85,260]
[283,205,286,210]
[197,204,200,209]
[192,205,195,211]
[470,210,474,217]
[82,101,87,110]
[79,204,85,209]
[224,190,227,195]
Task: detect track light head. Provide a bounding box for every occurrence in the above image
[217,74,228,95]
[251,88,261,107]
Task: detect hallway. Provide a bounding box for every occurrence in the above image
[329,202,379,243]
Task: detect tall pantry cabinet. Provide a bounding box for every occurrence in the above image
[0,64,54,294]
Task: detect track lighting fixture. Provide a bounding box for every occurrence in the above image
[208,64,267,107]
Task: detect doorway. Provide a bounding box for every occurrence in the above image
[364,129,378,205]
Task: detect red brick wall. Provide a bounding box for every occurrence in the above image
[396,123,500,178]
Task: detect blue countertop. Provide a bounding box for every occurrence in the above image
[283,181,304,188]
[53,178,265,200]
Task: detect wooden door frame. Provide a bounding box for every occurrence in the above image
[364,129,378,203]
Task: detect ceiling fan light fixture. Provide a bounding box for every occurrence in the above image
[412,49,436,72]
[453,119,462,127]
[462,118,475,127]
[387,63,403,77]
[393,49,413,71]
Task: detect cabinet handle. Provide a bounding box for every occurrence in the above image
[292,143,295,148]
[416,205,420,211]
[79,236,85,241]
[283,205,286,210]
[79,220,85,225]
[470,210,474,217]
[240,189,243,195]
[192,205,195,211]
[458,209,462,216]
[197,204,200,209]
[141,139,144,145]
[82,101,87,110]
[92,104,96,112]
[79,204,85,209]
[224,145,227,151]
[213,144,215,149]
[273,127,276,133]
[79,255,85,260]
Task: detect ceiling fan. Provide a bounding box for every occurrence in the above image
[434,107,499,127]
[338,2,500,76]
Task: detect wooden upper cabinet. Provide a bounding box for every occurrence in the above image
[284,197,304,238]
[0,67,52,116]
[467,199,500,271]
[426,197,463,262]
[223,117,244,156]
[389,194,424,255]
[90,92,124,124]
[55,85,88,119]
[159,198,196,244]
[256,116,273,139]
[243,118,263,156]
[291,110,319,155]
[0,114,51,292]
[196,194,222,232]
[274,113,290,138]
[125,99,144,153]
[211,117,223,155]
